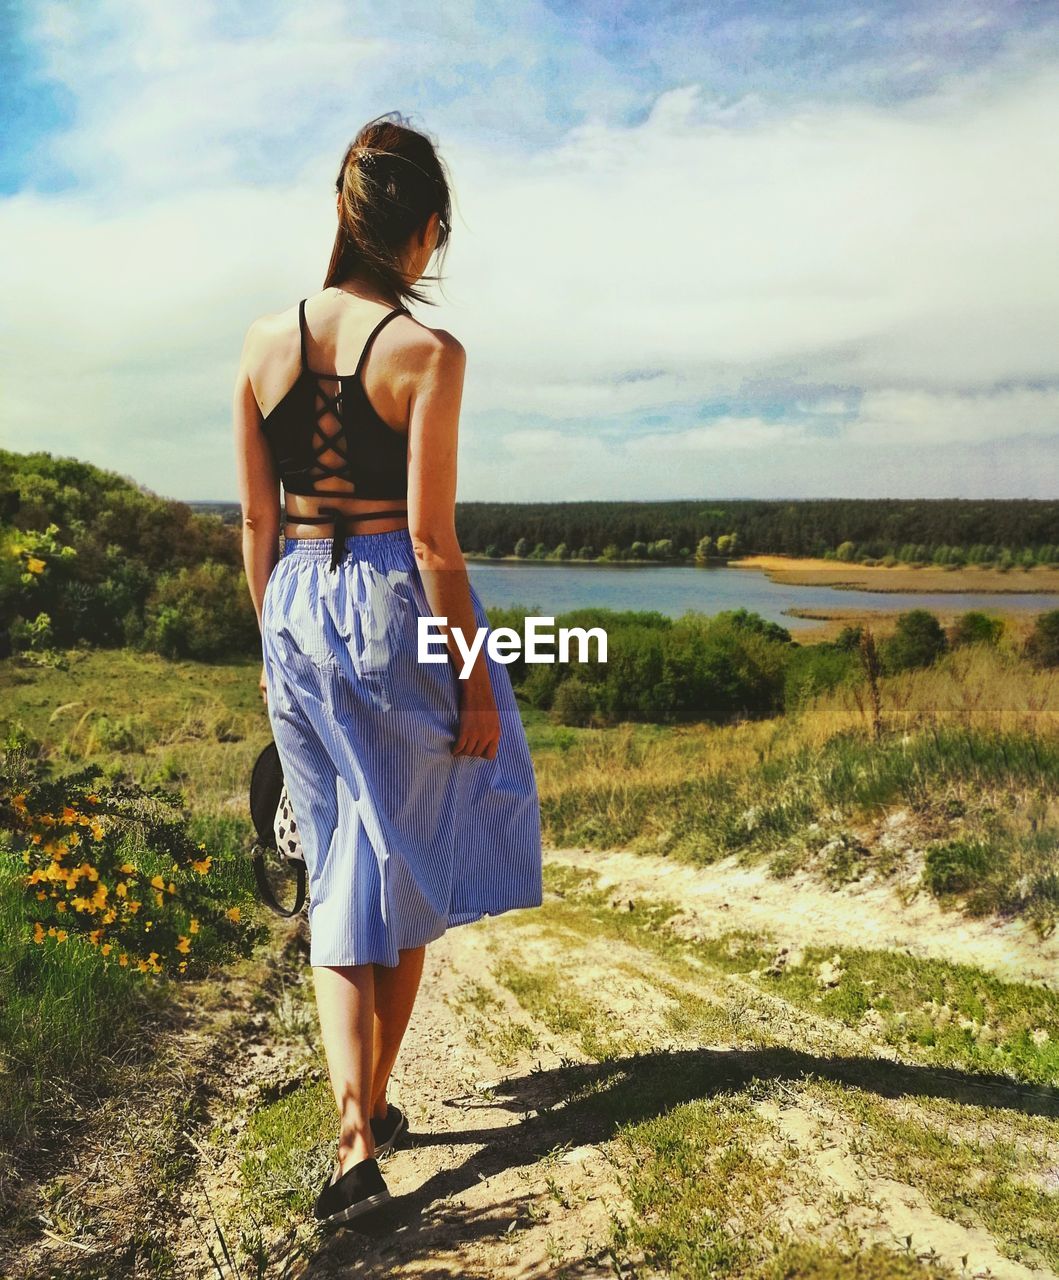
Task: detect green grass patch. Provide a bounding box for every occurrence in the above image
[828,1084,1059,1274]
[238,1077,335,1226]
[535,864,1059,1087]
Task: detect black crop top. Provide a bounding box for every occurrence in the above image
[260,298,411,570]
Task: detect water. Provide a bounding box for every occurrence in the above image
[465,561,1059,632]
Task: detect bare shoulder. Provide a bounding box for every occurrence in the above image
[398,313,466,368]
[240,302,299,363]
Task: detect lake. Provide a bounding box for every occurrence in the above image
[465,561,1059,632]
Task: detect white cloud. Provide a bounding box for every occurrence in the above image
[1,2,1057,500]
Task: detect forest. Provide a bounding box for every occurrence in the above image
[3,450,1058,664]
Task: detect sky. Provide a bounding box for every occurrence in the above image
[1,0,1057,503]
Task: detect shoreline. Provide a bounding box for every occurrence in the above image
[464,551,1059,595]
[731,554,1059,594]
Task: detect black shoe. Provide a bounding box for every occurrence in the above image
[370,1103,407,1158]
[313,1156,391,1226]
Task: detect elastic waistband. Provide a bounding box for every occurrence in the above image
[281,527,414,559]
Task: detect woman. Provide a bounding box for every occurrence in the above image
[231,113,543,1227]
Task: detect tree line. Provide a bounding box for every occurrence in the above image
[4,451,1059,662]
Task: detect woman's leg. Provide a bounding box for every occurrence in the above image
[371,944,427,1118]
[313,963,377,1174]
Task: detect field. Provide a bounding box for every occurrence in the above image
[0,640,1057,1278]
[733,555,1059,595]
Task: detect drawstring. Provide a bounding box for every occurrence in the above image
[325,507,346,573]
[283,506,410,573]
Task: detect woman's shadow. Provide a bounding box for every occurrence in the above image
[300,1041,1059,1275]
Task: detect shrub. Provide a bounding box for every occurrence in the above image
[550,677,598,727]
[143,561,259,660]
[879,609,948,674]
[0,747,256,977]
[950,611,1003,648]
[1025,610,1059,669]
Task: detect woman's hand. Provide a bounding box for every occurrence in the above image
[452,681,501,759]
[259,662,269,707]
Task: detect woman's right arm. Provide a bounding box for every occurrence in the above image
[404,329,500,760]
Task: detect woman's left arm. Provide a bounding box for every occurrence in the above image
[233,321,281,632]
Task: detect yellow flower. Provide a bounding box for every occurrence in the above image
[197,842,206,850]
[150,874,165,891]
[126,900,141,914]
[61,806,78,823]
[55,929,68,943]
[71,896,92,912]
[118,953,128,967]
[167,882,177,895]
[153,892,164,908]
[32,922,45,944]
[191,855,212,875]
[36,890,46,901]
[178,961,187,973]
[26,556,46,574]
[225,906,241,923]
[56,901,67,914]
[89,820,104,841]
[11,793,27,815]
[175,936,191,954]
[120,863,135,875]
[86,794,100,804]
[138,959,149,972]
[189,917,199,934]
[116,882,128,898]
[100,943,112,956]
[68,831,82,847]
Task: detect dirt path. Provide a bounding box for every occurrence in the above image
[544,842,1059,986]
[7,845,1057,1278]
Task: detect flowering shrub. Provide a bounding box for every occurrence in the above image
[0,749,250,977]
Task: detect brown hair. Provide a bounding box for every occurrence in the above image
[323,112,452,308]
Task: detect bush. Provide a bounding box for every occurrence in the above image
[950,611,1003,648]
[879,609,947,674]
[1025,610,1059,669]
[783,644,859,712]
[143,560,259,660]
[550,677,598,727]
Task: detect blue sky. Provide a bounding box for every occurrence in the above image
[1,0,1057,501]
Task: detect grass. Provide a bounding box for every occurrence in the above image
[0,649,270,1192]
[0,854,169,1149]
[533,645,1059,931]
[486,869,1059,1277]
[528,863,1059,1086]
[838,1087,1059,1273]
[4,638,1059,1273]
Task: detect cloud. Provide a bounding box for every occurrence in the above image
[1,1,1057,500]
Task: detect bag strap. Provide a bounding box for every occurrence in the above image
[250,841,307,918]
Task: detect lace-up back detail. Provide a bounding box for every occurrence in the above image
[260,298,411,501]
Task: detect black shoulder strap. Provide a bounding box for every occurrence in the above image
[298,298,309,369]
[354,306,408,378]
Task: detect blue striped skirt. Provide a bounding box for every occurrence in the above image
[260,527,543,966]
